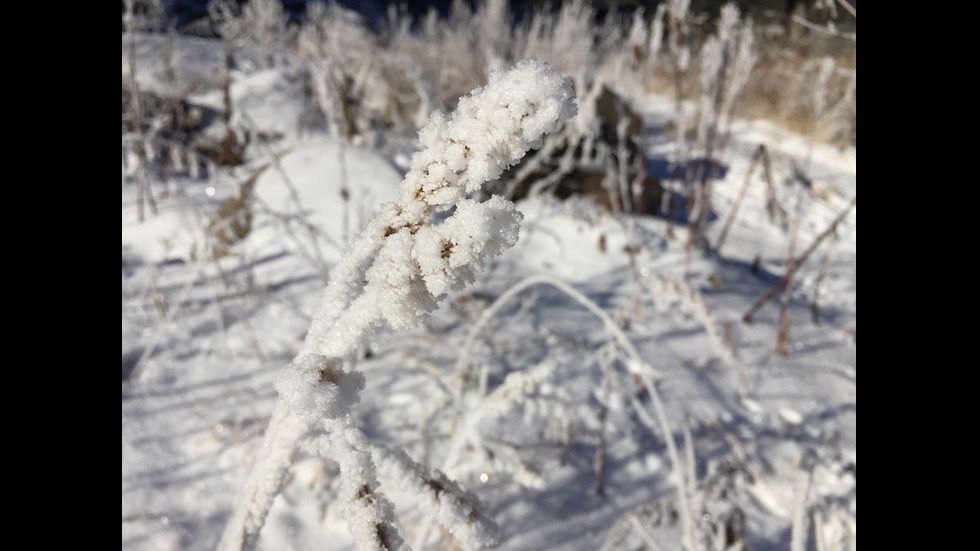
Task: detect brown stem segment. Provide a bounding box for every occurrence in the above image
[743,196,855,324]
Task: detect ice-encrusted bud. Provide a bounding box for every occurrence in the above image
[275,354,366,424]
[413,196,523,298]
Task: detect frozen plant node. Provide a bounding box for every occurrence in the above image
[275,354,366,424]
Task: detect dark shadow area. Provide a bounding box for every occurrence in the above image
[642,156,726,223]
[123,347,145,381]
[645,156,728,183]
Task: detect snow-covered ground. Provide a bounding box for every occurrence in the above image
[122,30,855,551]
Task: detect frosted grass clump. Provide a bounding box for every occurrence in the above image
[480,360,560,420]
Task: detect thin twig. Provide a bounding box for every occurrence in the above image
[594,347,614,496]
[743,196,855,323]
[715,144,763,253]
[810,229,837,325]
[774,180,806,356]
[836,0,856,19]
[790,15,856,41]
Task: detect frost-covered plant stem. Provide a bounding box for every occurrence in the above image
[775,174,806,356]
[123,0,157,222]
[685,3,747,271]
[776,58,834,350]
[664,0,691,239]
[810,231,837,324]
[790,469,814,551]
[218,60,576,551]
[593,342,617,496]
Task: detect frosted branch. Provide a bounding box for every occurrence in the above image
[367,438,500,549]
[301,426,408,551]
[218,60,576,551]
